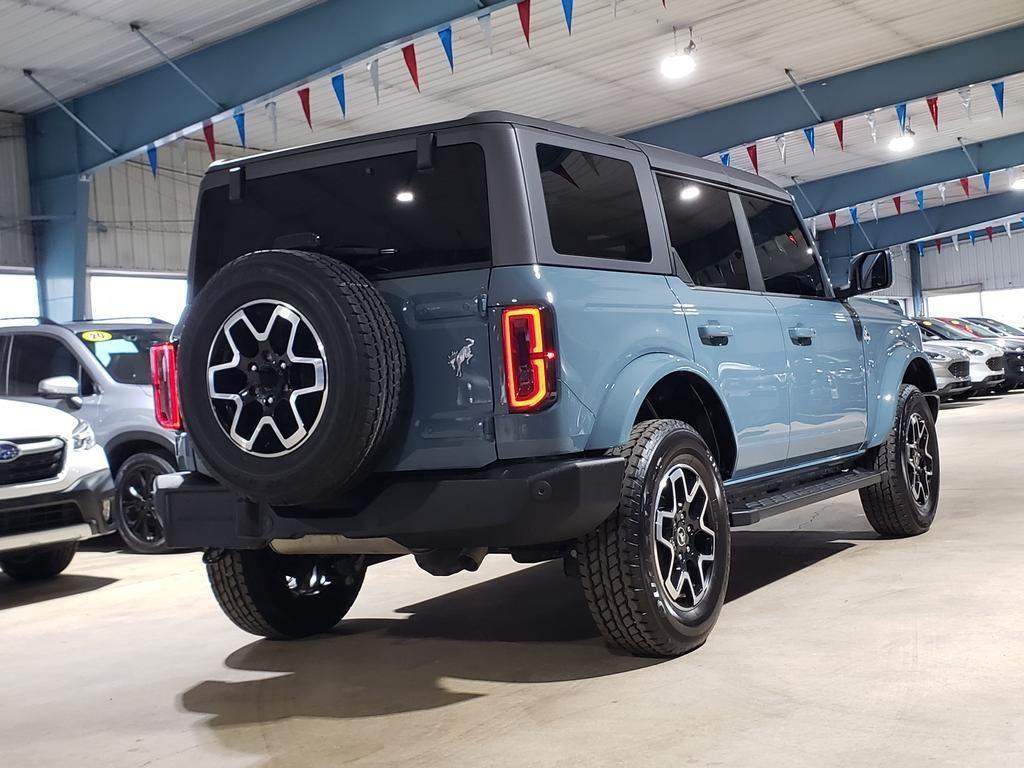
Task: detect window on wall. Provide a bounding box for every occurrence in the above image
[979,288,1024,329]
[924,290,982,319]
[739,195,826,297]
[536,144,651,262]
[0,273,40,318]
[656,175,749,290]
[89,274,187,324]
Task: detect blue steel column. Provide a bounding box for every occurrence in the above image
[909,244,924,316]
[26,103,92,322]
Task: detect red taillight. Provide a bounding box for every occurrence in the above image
[150,342,182,430]
[502,305,557,413]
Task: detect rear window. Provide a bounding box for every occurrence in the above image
[79,328,170,384]
[536,144,651,262]
[196,143,490,279]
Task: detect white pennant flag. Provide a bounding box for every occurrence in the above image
[959,85,972,118]
[774,134,787,163]
[478,13,493,52]
[865,112,878,143]
[937,182,947,205]
[870,201,879,221]
[612,0,618,17]
[953,235,960,253]
[369,58,381,104]
[1005,221,1013,239]
[265,101,278,145]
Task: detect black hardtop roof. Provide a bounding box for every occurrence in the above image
[209,111,789,201]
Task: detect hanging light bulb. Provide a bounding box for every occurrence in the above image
[661,26,697,80]
[888,126,916,153]
[1010,167,1024,191]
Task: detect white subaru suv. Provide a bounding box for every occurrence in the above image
[0,399,114,580]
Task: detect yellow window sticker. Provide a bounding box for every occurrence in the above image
[81,330,113,342]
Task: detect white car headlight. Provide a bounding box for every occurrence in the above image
[925,351,949,361]
[72,420,96,451]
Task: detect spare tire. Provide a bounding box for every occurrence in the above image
[178,250,406,506]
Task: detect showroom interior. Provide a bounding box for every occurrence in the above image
[2,0,1024,765]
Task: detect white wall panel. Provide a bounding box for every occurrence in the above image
[88,140,248,274]
[919,231,1024,293]
[0,112,34,270]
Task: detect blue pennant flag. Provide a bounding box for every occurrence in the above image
[915,189,925,210]
[895,103,907,133]
[983,171,991,192]
[720,152,730,167]
[146,145,158,177]
[438,25,454,70]
[803,126,815,154]
[849,206,859,224]
[233,107,246,148]
[969,230,977,246]
[561,0,573,33]
[916,241,924,257]
[332,73,346,117]
[992,81,1005,115]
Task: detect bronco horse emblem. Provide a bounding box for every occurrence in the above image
[448,338,475,378]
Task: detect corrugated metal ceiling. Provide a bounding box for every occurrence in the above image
[0,0,321,113]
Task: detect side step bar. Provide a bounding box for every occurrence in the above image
[728,469,882,527]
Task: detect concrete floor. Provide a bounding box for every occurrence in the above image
[3,394,1024,767]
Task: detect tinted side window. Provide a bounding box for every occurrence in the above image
[196,143,490,280]
[656,175,749,290]
[537,144,651,262]
[8,335,79,396]
[740,196,825,297]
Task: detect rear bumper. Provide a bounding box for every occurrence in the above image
[0,469,115,554]
[154,456,626,551]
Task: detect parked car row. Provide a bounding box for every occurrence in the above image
[917,316,1024,401]
[0,317,175,579]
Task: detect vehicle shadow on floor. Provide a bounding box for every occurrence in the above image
[0,573,116,610]
[179,528,867,740]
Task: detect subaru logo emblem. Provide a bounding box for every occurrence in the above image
[0,441,20,463]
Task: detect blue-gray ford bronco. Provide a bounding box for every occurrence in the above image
[153,113,940,657]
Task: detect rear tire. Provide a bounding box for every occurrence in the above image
[859,384,939,537]
[578,420,730,657]
[207,548,365,639]
[0,543,77,581]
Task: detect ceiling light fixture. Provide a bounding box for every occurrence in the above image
[1010,168,1024,191]
[395,190,414,203]
[888,121,916,153]
[679,184,701,201]
[661,26,697,80]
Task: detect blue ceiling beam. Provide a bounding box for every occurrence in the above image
[817,191,1024,262]
[25,0,513,179]
[626,24,1024,157]
[786,132,1024,218]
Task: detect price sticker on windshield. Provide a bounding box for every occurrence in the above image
[81,330,113,342]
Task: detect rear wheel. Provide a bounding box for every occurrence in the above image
[207,548,365,639]
[578,420,730,657]
[0,543,77,581]
[114,452,175,553]
[860,384,939,537]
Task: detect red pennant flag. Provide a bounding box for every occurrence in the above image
[892,195,902,215]
[833,119,844,150]
[960,177,970,197]
[746,143,759,175]
[828,211,837,230]
[934,238,942,253]
[926,97,939,130]
[202,120,215,161]
[297,87,312,129]
[986,226,994,242]
[517,0,531,46]
[402,43,420,91]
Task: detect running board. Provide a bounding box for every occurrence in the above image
[727,469,882,527]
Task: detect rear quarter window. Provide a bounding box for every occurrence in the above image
[536,144,651,262]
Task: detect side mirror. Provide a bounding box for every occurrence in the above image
[38,375,82,408]
[836,248,894,300]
